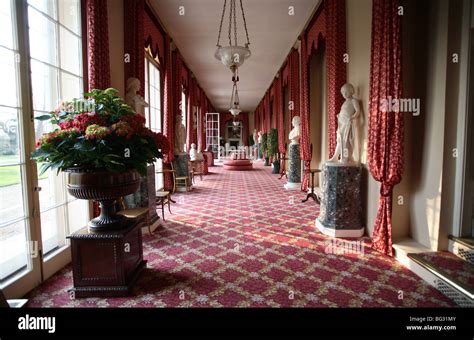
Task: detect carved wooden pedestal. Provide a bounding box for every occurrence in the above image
[67,219,146,298]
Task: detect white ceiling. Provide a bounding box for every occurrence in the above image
[150,0,320,112]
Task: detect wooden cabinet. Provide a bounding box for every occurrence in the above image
[67,219,146,298]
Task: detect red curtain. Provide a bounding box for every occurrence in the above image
[186,76,195,151]
[143,6,165,63]
[163,35,174,163]
[325,0,347,157]
[86,0,111,90]
[367,0,403,256]
[162,36,174,190]
[277,76,285,153]
[264,92,271,132]
[123,0,144,96]
[300,33,311,192]
[288,50,300,121]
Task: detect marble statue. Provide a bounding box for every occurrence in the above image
[174,112,187,154]
[258,131,262,143]
[288,116,301,145]
[189,143,203,161]
[328,83,362,164]
[253,129,257,146]
[125,77,148,116]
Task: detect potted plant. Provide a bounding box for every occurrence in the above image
[260,132,269,165]
[268,128,280,174]
[31,88,169,231]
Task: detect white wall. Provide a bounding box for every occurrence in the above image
[346,0,379,236]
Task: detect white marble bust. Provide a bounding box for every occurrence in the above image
[288,116,301,145]
[125,77,148,116]
[189,143,203,161]
[328,83,362,164]
[174,112,187,154]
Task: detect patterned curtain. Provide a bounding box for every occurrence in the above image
[163,36,174,190]
[288,50,300,121]
[325,0,347,157]
[86,0,111,90]
[300,33,311,192]
[123,0,144,95]
[367,0,403,256]
[186,76,195,151]
[265,92,271,132]
[277,76,285,153]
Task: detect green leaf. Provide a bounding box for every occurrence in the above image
[35,114,51,121]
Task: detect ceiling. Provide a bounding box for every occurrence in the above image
[150,0,320,112]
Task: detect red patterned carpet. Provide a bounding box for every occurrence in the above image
[27,162,455,307]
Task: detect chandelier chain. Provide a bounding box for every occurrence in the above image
[216,0,226,47]
[228,0,232,46]
[233,0,238,46]
[240,0,250,46]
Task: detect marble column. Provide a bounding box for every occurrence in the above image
[316,162,364,237]
[284,143,301,190]
[175,152,191,192]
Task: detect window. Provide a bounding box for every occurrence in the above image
[0,0,29,282]
[144,53,163,190]
[28,0,88,255]
[0,0,87,295]
[180,89,187,151]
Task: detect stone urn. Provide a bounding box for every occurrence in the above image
[65,168,140,231]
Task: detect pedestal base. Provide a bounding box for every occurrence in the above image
[67,219,146,298]
[284,181,301,190]
[317,162,364,238]
[316,218,364,238]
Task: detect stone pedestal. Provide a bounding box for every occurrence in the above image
[284,143,301,190]
[175,152,191,192]
[316,162,364,238]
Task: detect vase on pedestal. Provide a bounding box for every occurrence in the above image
[65,168,140,231]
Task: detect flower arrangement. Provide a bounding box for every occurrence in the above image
[32,88,169,175]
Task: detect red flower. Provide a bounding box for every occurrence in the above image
[59,120,74,130]
[119,114,146,134]
[72,112,106,132]
[153,132,170,155]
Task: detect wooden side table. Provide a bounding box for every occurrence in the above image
[278,154,289,180]
[302,169,321,203]
[67,218,146,298]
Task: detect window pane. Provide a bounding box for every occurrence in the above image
[59,0,80,35]
[37,169,66,212]
[28,6,58,66]
[28,0,57,19]
[40,206,67,255]
[0,0,14,49]
[0,165,25,224]
[30,60,59,111]
[59,27,81,75]
[0,107,19,159]
[67,199,89,233]
[0,220,28,281]
[0,48,19,108]
[61,72,81,100]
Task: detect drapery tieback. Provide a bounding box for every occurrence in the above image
[380,183,393,197]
